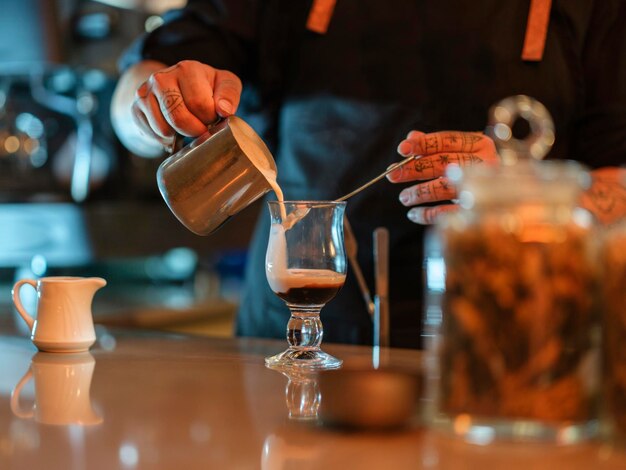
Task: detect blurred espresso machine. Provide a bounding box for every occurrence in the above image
[0,0,97,291]
[0,0,258,330]
[0,0,256,331]
[0,0,129,329]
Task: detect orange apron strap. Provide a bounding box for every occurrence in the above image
[306,0,337,34]
[522,0,552,61]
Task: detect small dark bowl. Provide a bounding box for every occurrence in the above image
[318,367,422,430]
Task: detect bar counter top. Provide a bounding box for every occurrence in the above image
[1,325,625,470]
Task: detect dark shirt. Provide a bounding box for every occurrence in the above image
[123,0,626,348]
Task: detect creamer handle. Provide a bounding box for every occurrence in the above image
[10,368,35,419]
[12,279,37,332]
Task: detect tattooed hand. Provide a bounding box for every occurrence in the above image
[386,130,498,224]
[580,167,626,226]
[131,60,242,146]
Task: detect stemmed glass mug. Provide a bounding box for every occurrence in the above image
[265,201,347,370]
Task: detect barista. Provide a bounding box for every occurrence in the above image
[111,0,626,348]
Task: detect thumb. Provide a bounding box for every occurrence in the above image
[213,69,243,117]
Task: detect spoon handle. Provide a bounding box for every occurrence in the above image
[335,155,417,202]
[344,218,375,317]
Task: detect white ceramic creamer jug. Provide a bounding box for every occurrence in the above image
[12,276,106,353]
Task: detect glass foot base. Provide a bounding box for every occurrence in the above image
[265,347,342,370]
[432,413,599,445]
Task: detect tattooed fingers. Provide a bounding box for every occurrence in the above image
[388,131,497,182]
[142,72,208,137]
[132,85,174,142]
[398,178,457,225]
[398,130,496,157]
[399,177,457,206]
[388,129,499,225]
[132,60,243,140]
[407,204,458,224]
[387,152,486,182]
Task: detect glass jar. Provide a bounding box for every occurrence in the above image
[600,214,626,445]
[425,159,599,444]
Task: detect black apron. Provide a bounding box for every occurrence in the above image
[125,0,626,348]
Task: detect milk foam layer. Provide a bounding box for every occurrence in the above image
[267,268,346,294]
[266,223,345,293]
[266,223,288,275]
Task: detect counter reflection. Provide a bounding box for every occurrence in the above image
[270,367,321,421]
[11,351,102,426]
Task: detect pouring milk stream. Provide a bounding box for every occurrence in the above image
[242,138,346,296]
[164,116,416,297]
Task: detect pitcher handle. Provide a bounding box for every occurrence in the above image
[10,369,35,419]
[12,279,37,332]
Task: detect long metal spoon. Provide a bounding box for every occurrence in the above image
[284,154,418,229]
[335,155,418,202]
[344,218,375,317]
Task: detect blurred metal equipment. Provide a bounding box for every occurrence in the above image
[0,204,92,268]
[373,227,390,348]
[0,0,63,74]
[30,69,107,203]
[92,0,187,14]
[0,78,49,171]
[0,0,121,203]
[0,67,116,203]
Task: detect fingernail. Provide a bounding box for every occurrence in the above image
[218,99,233,115]
[407,208,424,224]
[386,167,400,181]
[399,191,410,205]
[397,141,413,155]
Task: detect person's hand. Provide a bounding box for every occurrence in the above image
[580,167,626,226]
[132,60,243,147]
[386,130,498,224]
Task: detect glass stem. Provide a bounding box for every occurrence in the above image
[286,306,323,350]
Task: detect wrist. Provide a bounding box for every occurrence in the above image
[110,60,169,158]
